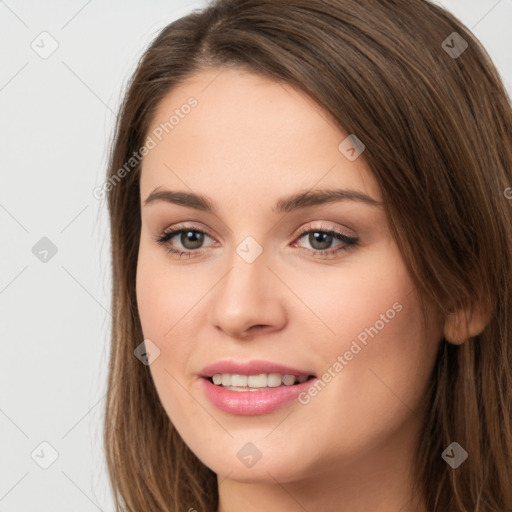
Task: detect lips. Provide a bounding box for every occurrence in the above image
[198,360,318,415]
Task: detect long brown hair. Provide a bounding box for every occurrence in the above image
[103,1,512,510]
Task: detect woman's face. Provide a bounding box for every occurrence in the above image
[136,67,444,483]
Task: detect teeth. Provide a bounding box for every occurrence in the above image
[267,373,282,387]
[210,373,310,388]
[282,374,296,386]
[248,374,267,388]
[231,374,248,387]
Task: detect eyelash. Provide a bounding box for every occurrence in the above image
[153,222,359,259]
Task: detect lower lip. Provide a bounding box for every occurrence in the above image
[200,377,318,415]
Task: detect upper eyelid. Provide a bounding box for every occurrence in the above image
[162,223,214,239]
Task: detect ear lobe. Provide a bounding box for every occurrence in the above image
[443,300,492,345]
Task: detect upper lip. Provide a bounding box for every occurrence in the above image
[199,360,316,378]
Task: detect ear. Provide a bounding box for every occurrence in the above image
[443,300,492,345]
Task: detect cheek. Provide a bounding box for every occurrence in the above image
[297,242,435,386]
[135,238,194,341]
[293,250,441,459]
[135,241,206,422]
[291,239,425,369]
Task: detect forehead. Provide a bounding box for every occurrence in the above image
[140,67,381,206]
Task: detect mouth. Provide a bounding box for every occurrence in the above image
[198,361,318,415]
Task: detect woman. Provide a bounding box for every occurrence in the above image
[103,0,512,510]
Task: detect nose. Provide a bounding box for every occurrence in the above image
[208,247,287,340]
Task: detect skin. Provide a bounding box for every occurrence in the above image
[136,67,449,512]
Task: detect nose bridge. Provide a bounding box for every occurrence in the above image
[208,235,287,337]
[218,236,272,309]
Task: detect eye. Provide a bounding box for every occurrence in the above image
[293,222,359,258]
[153,224,215,258]
[153,222,359,259]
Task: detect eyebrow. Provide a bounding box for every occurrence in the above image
[143,187,383,214]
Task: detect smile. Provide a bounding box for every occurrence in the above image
[198,361,318,415]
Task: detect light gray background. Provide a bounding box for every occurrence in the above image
[1,1,511,510]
